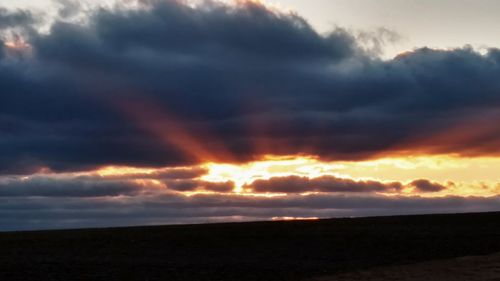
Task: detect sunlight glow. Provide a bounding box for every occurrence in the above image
[96,166,158,177]
[201,154,500,196]
[271,216,320,221]
[201,155,343,192]
[336,155,500,183]
[4,39,31,52]
[69,154,500,197]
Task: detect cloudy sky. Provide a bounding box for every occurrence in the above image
[0,0,499,231]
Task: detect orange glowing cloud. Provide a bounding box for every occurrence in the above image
[3,37,32,55]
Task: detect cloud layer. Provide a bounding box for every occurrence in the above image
[2,190,500,231]
[247,175,402,193]
[0,167,497,230]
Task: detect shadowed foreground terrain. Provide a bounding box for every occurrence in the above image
[312,252,500,281]
[2,212,500,281]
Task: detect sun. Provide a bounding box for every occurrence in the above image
[201,155,337,192]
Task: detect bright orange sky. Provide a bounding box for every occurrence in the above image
[85,154,500,197]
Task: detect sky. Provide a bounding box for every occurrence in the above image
[3,0,500,57]
[0,0,499,231]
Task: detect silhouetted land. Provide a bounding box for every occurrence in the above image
[2,212,500,281]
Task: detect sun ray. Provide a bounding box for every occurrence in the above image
[116,98,236,163]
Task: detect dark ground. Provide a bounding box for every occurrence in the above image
[2,212,500,281]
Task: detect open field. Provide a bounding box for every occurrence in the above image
[2,212,500,281]
[312,252,500,281]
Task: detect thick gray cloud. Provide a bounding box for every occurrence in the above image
[410,179,447,193]
[0,8,36,29]
[0,0,499,174]
[0,176,145,197]
[165,179,234,192]
[248,175,402,193]
[0,170,232,197]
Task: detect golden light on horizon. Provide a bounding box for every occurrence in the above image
[271,216,320,221]
[201,155,342,192]
[96,166,158,177]
[78,154,500,197]
[336,155,500,183]
[201,154,500,196]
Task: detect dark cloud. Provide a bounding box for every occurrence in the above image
[95,0,355,61]
[410,179,447,193]
[1,192,499,231]
[0,0,499,173]
[248,175,402,193]
[164,179,234,192]
[201,181,235,192]
[0,8,36,29]
[0,170,232,197]
[0,175,145,197]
